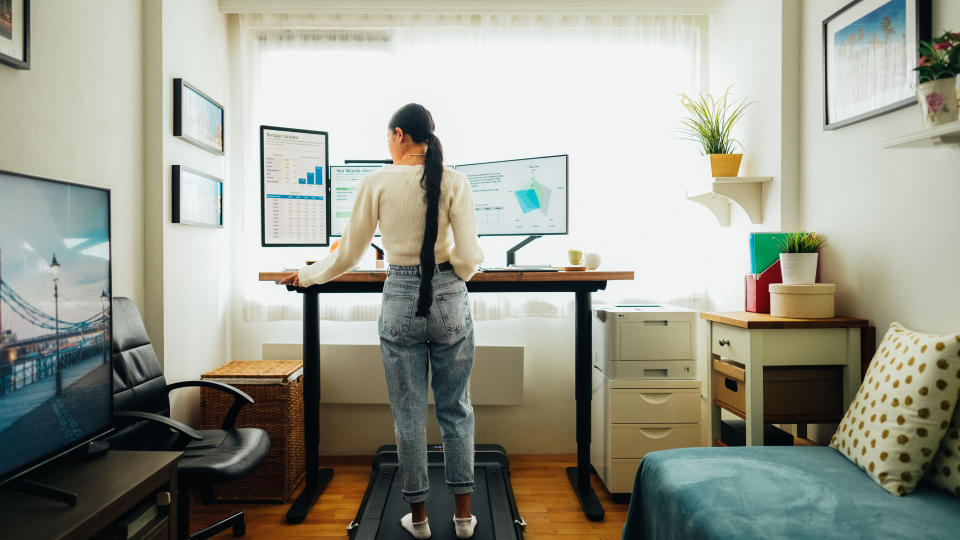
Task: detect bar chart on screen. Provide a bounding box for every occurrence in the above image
[261,126,330,246]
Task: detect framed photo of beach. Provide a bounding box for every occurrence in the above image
[172,165,223,228]
[0,0,29,69]
[173,78,225,154]
[823,0,931,129]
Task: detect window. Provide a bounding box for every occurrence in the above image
[234,13,713,321]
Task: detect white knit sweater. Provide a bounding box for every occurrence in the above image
[298,164,484,286]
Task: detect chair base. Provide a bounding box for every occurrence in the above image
[179,489,246,539]
[189,511,245,540]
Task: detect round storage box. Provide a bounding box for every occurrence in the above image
[769,283,836,318]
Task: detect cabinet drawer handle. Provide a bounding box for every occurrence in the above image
[638,427,673,439]
[637,393,671,405]
[718,339,730,346]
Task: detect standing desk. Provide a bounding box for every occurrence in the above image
[259,269,634,523]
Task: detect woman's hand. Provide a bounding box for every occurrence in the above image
[278,272,302,287]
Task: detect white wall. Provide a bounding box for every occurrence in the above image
[0,0,144,306]
[704,0,798,311]
[144,0,232,424]
[799,0,960,335]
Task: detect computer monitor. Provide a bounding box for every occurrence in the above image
[329,164,384,237]
[260,125,330,247]
[455,154,568,237]
[0,169,113,488]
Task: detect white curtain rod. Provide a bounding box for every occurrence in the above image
[219,0,721,15]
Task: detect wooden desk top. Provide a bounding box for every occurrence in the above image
[701,311,869,329]
[259,270,634,283]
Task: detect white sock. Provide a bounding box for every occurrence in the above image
[454,515,477,539]
[400,513,431,539]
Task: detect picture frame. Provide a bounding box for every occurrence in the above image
[823,0,931,130]
[173,78,225,154]
[0,0,29,69]
[172,165,223,228]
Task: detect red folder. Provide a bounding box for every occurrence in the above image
[745,260,782,313]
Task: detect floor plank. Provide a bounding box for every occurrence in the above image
[189,454,629,538]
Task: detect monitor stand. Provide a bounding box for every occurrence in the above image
[2,440,109,506]
[7,479,78,506]
[371,243,385,269]
[506,235,542,266]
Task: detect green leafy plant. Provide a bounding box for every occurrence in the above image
[915,30,960,83]
[777,232,826,254]
[677,86,752,155]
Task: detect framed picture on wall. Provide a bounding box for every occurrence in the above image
[172,165,223,228]
[0,0,29,69]
[173,78,225,154]
[823,0,931,130]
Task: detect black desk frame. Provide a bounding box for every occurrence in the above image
[285,278,609,523]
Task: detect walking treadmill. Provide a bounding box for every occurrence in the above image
[348,444,526,540]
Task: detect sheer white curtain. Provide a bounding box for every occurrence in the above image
[234,12,715,322]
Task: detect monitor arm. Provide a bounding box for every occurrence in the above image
[506,235,542,266]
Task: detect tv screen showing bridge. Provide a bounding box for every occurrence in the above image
[0,172,112,480]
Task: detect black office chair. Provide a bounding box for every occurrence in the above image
[105,297,270,540]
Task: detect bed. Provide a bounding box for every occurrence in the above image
[621,446,960,539]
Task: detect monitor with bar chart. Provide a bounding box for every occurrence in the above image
[260,125,330,247]
[455,154,568,236]
[329,164,383,237]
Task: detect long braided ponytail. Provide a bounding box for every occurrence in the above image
[388,104,444,317]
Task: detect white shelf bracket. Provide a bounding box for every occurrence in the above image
[685,177,772,227]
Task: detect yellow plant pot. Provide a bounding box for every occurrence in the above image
[707,153,742,177]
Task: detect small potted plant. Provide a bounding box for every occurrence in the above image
[915,30,960,128]
[777,232,825,285]
[678,86,752,178]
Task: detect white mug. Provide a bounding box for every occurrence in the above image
[584,252,601,270]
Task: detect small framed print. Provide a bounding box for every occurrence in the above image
[823,0,932,129]
[0,0,29,69]
[172,165,223,228]
[173,78,225,154]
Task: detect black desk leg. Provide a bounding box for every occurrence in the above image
[566,289,604,522]
[287,290,335,524]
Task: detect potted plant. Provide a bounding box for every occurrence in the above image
[678,86,752,178]
[915,30,960,128]
[777,232,825,285]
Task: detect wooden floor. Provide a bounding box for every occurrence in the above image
[190,454,629,539]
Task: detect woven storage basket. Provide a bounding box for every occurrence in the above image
[200,360,305,502]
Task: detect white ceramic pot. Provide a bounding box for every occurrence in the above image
[779,252,818,285]
[918,77,959,128]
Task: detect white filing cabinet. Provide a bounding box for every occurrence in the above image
[590,306,703,494]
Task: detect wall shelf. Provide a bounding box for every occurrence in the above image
[882,120,960,148]
[686,176,773,227]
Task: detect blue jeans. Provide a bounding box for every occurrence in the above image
[379,264,475,503]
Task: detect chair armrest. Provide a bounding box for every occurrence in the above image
[114,410,203,443]
[167,379,254,430]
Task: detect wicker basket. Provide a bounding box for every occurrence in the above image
[200,360,305,502]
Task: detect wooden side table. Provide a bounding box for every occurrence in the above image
[701,312,868,446]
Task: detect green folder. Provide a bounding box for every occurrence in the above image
[749,233,789,274]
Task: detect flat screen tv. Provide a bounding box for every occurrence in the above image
[0,169,113,486]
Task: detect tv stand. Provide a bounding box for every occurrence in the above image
[506,235,542,266]
[0,451,180,539]
[64,440,110,462]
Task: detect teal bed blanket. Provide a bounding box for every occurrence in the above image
[622,446,960,539]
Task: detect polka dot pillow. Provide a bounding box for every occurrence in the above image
[928,385,960,497]
[830,323,960,496]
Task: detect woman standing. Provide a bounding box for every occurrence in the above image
[281,103,483,539]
